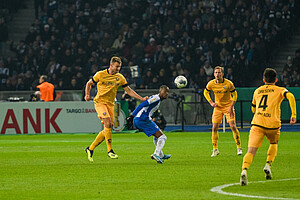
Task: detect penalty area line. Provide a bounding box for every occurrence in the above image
[210,178,300,200]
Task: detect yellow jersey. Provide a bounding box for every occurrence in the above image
[206,78,235,107]
[92,69,127,106]
[251,84,288,129]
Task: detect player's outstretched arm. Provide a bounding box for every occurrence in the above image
[85,79,93,101]
[286,92,297,125]
[123,86,148,101]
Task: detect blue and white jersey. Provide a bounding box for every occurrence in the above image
[132,94,161,120]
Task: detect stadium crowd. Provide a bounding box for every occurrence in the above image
[0,0,299,91]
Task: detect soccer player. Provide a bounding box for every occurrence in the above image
[126,85,170,164]
[84,56,148,162]
[240,68,296,186]
[203,66,242,157]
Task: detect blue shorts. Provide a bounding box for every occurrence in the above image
[133,117,160,137]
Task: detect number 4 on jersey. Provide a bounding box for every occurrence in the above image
[258,95,268,111]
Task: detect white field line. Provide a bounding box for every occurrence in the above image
[210,178,300,200]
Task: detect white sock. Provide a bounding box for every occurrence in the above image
[154,134,167,156]
[153,137,164,157]
[153,137,158,146]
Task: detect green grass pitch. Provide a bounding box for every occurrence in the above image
[1,131,300,200]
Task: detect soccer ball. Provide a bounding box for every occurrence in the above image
[174,75,188,88]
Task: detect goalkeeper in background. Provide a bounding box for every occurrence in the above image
[204,66,242,157]
[126,85,170,164]
[240,68,297,186]
[84,56,148,162]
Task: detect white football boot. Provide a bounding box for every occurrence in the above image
[263,164,272,180]
[211,149,220,157]
[240,170,248,186]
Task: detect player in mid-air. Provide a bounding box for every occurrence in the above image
[126,85,170,164]
[240,68,296,186]
[84,56,148,162]
[204,66,242,157]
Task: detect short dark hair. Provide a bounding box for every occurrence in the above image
[40,75,47,82]
[159,85,169,92]
[263,68,277,83]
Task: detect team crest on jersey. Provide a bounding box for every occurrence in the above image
[103,112,106,115]
[116,78,119,81]
[150,98,156,103]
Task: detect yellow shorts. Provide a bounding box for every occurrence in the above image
[248,126,280,148]
[212,106,235,124]
[94,103,114,123]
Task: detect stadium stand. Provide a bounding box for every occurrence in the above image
[0,0,299,91]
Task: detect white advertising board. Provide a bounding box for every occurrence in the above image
[0,101,103,134]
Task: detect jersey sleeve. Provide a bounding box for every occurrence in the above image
[120,74,128,87]
[147,95,160,105]
[92,71,101,83]
[205,80,212,91]
[251,90,257,113]
[228,80,235,92]
[132,100,150,116]
[281,88,289,98]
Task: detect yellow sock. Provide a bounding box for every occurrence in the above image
[212,131,218,149]
[232,129,241,148]
[266,144,277,166]
[89,131,105,150]
[104,127,112,152]
[242,152,254,170]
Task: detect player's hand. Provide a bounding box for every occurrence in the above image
[290,117,296,125]
[141,96,149,101]
[210,102,217,107]
[85,95,91,101]
[126,115,134,130]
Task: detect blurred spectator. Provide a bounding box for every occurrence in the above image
[144,38,157,58]
[34,0,44,19]
[196,68,207,89]
[1,0,297,91]
[225,67,235,82]
[68,78,81,90]
[0,17,8,57]
[292,48,300,72]
[203,61,213,77]
[283,56,294,74]
[149,76,160,89]
[111,34,125,53]
[142,70,153,89]
[1,78,15,91]
[0,59,9,85]
[16,77,25,91]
